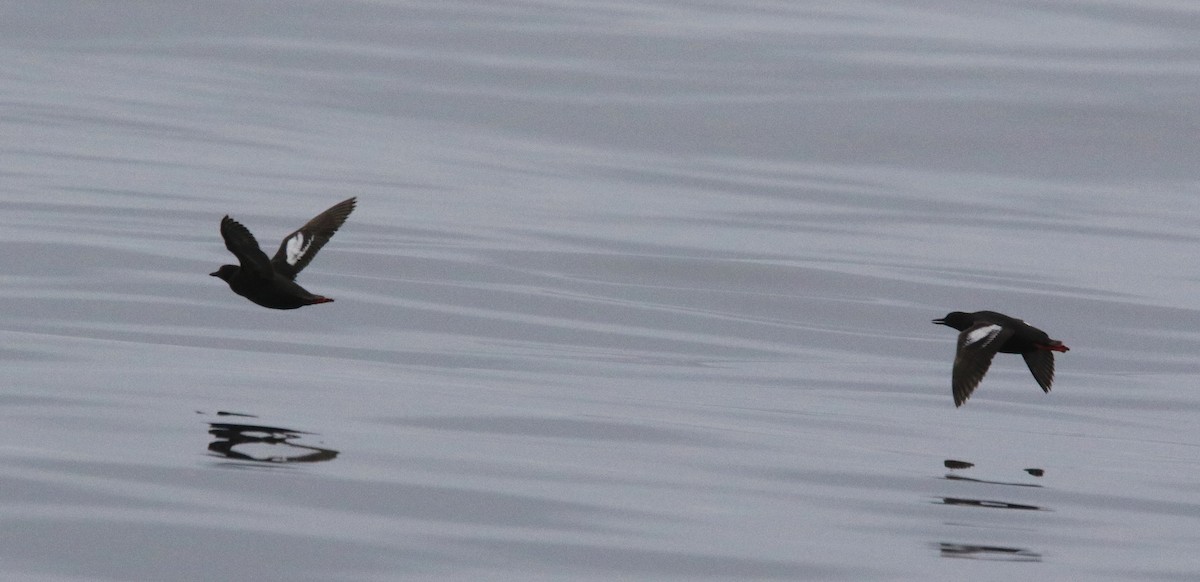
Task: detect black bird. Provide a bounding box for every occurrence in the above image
[932,311,1069,407]
[211,197,356,309]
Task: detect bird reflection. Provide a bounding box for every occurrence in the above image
[207,422,339,464]
[935,458,1046,561]
[939,497,1042,511]
[939,543,1040,562]
[943,459,1044,488]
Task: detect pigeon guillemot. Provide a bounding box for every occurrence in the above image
[211,197,356,309]
[932,311,1069,407]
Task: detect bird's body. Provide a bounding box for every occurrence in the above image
[932,310,1069,407]
[211,197,356,309]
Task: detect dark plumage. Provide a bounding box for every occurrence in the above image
[211,197,356,309]
[932,310,1069,407]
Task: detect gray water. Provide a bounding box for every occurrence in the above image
[3,1,1200,580]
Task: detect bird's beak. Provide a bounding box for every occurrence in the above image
[931,318,945,325]
[209,271,220,277]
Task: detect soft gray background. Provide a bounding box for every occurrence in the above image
[2,1,1199,580]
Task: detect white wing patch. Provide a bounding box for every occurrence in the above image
[285,232,311,266]
[964,324,1002,348]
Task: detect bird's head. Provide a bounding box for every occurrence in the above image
[210,264,238,282]
[932,311,973,331]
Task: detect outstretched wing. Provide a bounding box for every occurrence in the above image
[1022,350,1055,393]
[271,197,357,280]
[952,323,1014,407]
[220,215,272,277]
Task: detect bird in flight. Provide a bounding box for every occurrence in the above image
[932,310,1069,407]
[211,197,356,309]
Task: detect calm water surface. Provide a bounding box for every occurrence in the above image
[3,1,1200,580]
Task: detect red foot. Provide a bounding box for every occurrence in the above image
[1038,343,1069,352]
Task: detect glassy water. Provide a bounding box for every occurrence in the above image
[3,1,1200,580]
